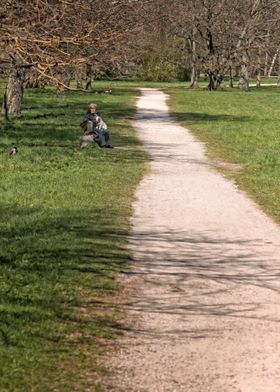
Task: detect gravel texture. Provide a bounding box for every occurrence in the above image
[106,88,280,392]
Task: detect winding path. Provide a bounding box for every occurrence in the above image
[107,88,280,392]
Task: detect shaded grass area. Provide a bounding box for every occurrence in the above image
[168,86,280,222]
[0,84,146,391]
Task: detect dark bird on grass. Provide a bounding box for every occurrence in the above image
[10,147,18,156]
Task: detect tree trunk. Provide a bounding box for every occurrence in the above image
[208,72,215,90]
[2,91,8,120]
[277,53,280,87]
[207,72,223,90]
[1,67,26,116]
[85,64,93,91]
[256,49,261,87]
[188,29,199,88]
[56,74,66,93]
[268,49,279,77]
[239,52,249,91]
[239,75,249,91]
[75,67,83,89]
[63,67,72,87]
[264,52,268,76]
[256,73,261,87]
[190,62,199,88]
[229,66,234,88]
[24,70,46,89]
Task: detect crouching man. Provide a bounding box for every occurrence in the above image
[80,103,113,148]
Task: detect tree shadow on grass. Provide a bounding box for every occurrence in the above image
[0,98,138,150]
[174,111,250,123]
[0,205,131,350]
[134,105,251,124]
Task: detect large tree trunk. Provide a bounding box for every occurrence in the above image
[238,52,249,91]
[239,75,249,91]
[190,67,199,87]
[190,62,199,88]
[207,72,223,90]
[1,67,26,116]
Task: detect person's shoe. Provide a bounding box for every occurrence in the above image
[105,145,114,148]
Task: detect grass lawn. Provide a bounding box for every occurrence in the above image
[168,86,280,223]
[0,81,147,391]
[1,78,280,390]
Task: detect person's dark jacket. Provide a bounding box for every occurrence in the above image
[80,111,98,131]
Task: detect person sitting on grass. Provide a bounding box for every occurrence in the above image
[81,103,113,148]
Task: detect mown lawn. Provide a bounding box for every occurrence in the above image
[0,82,146,391]
[168,86,280,223]
[2,79,280,390]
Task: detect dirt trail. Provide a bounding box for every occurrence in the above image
[107,88,280,392]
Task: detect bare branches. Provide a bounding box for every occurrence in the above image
[151,0,280,88]
[1,0,280,91]
[0,0,146,84]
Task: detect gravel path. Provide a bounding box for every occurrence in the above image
[107,88,280,392]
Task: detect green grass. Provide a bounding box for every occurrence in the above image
[2,78,280,390]
[0,82,146,391]
[250,76,278,84]
[168,86,280,222]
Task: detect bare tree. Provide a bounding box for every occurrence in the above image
[0,0,146,116]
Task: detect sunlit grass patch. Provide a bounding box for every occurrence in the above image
[168,86,280,222]
[0,83,146,391]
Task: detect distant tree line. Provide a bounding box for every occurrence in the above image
[134,0,280,90]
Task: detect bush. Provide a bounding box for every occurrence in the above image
[177,67,192,82]
[137,53,178,82]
